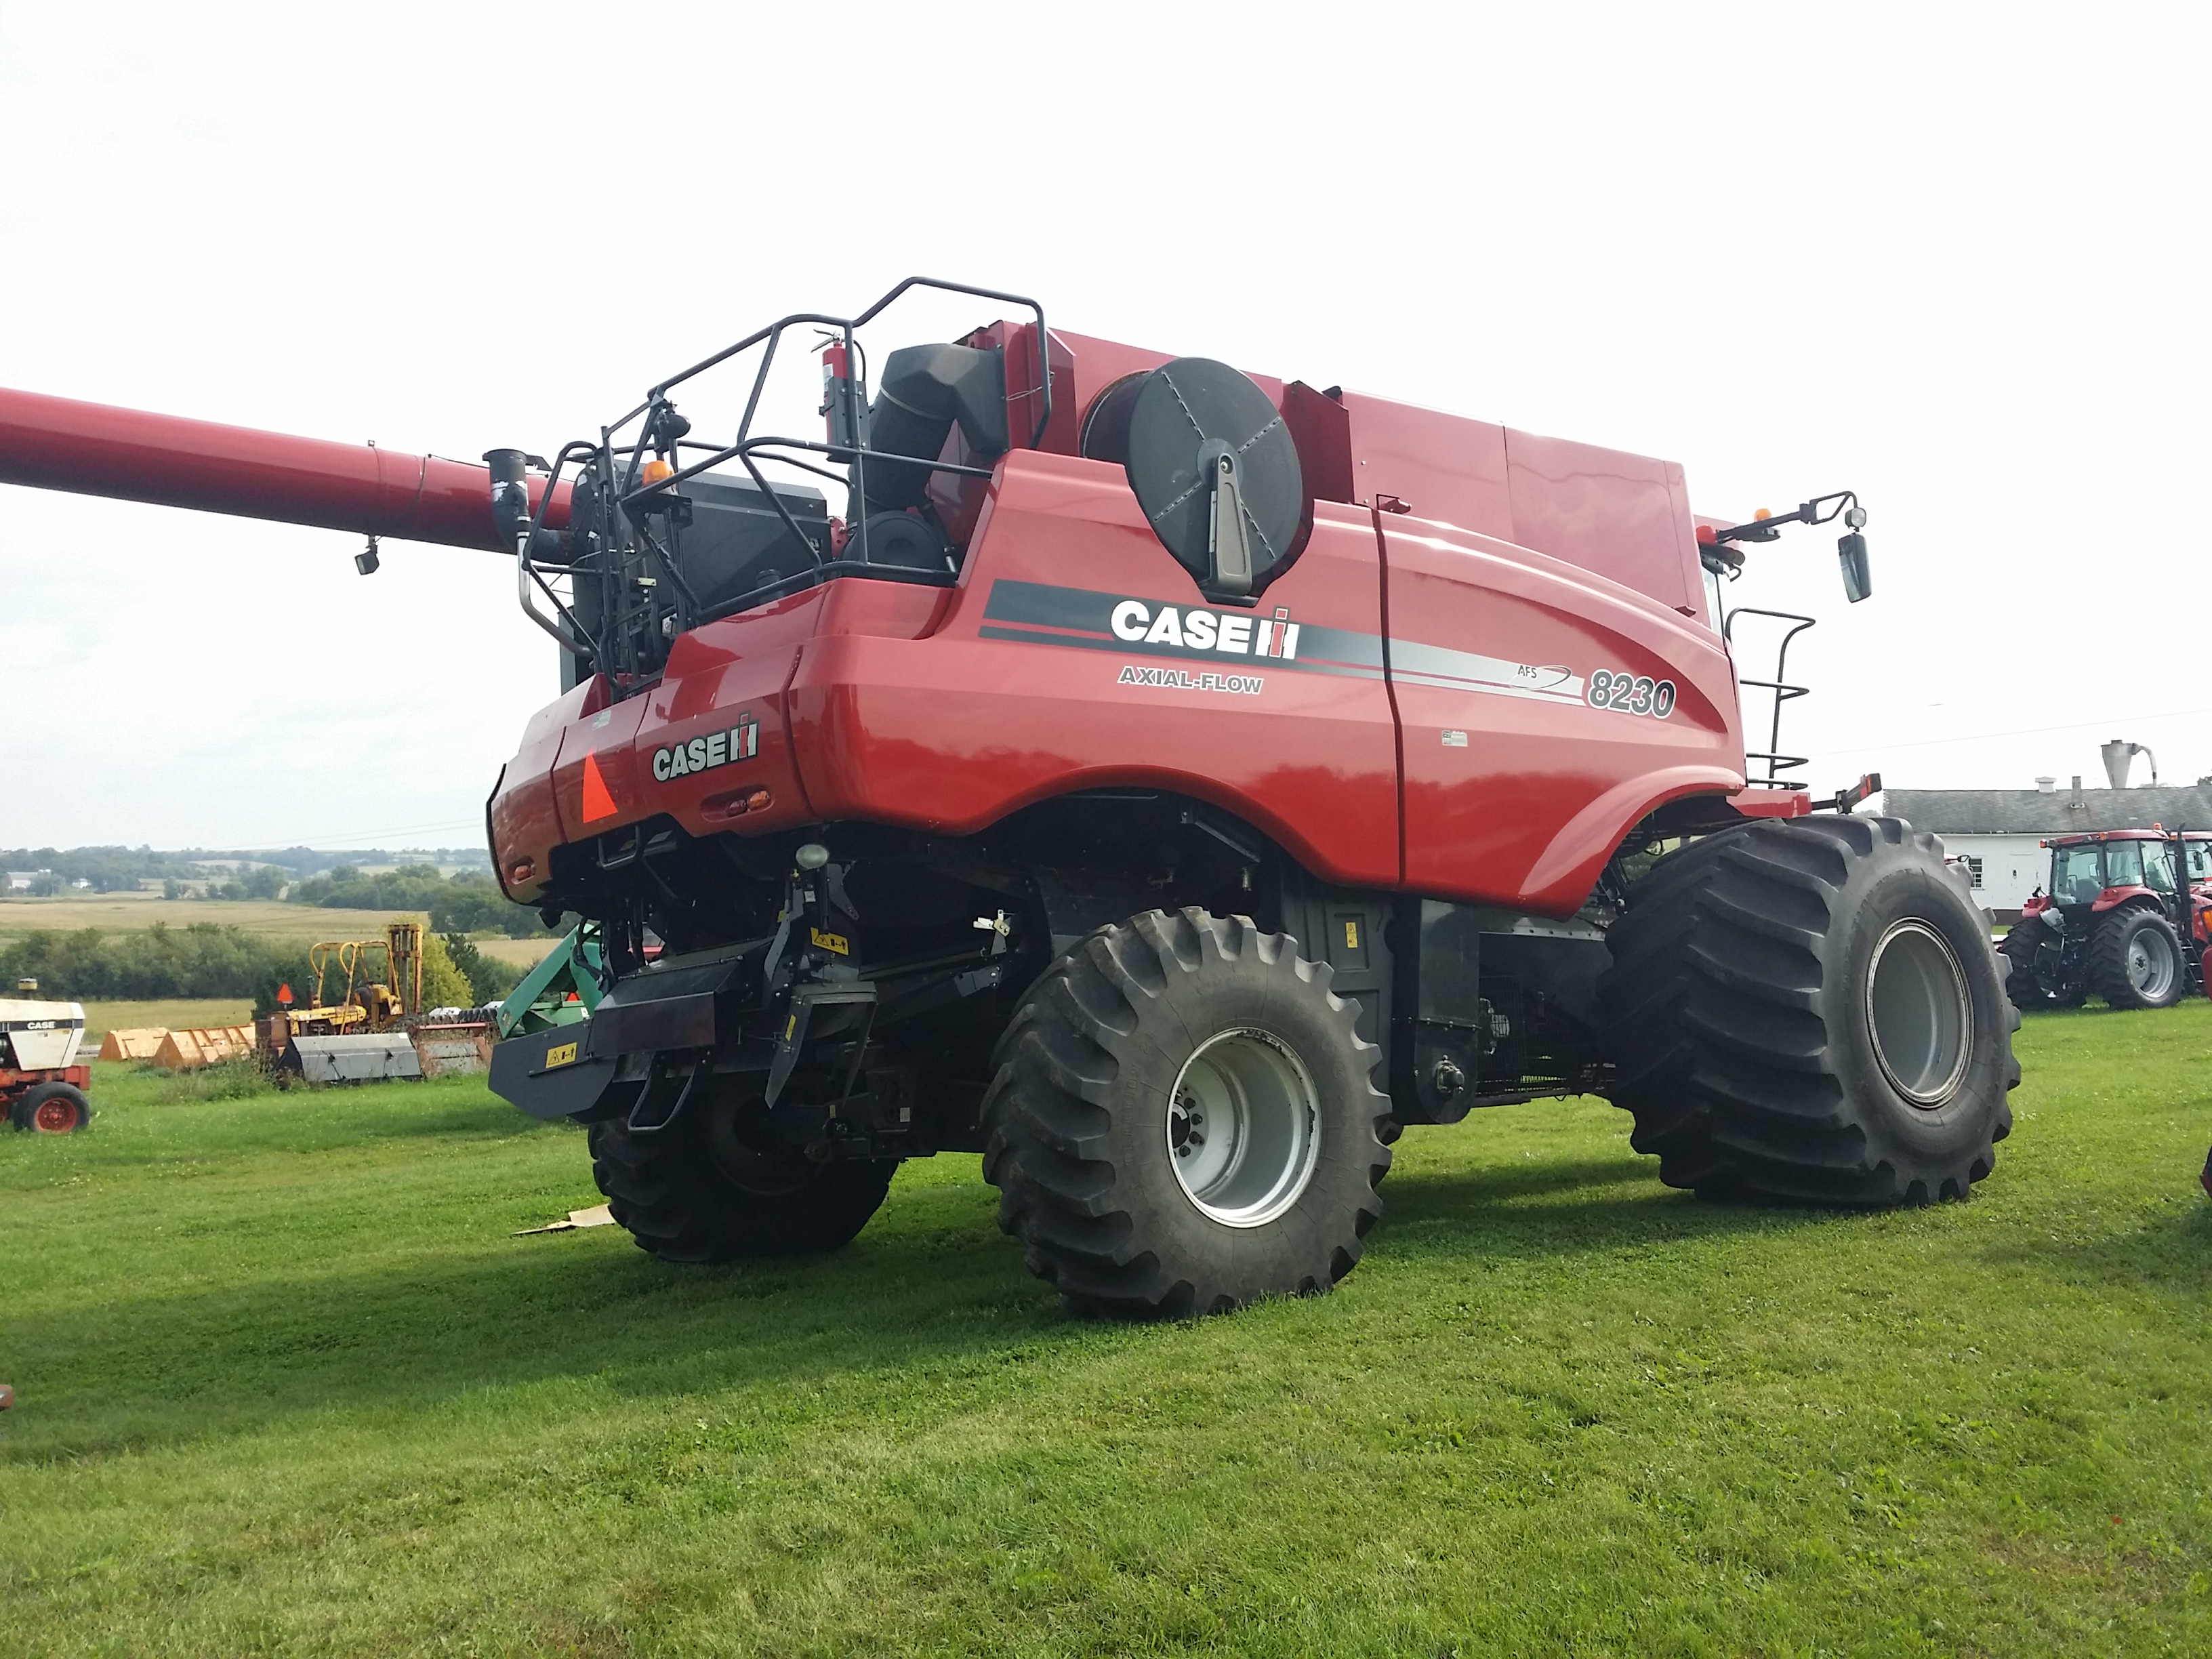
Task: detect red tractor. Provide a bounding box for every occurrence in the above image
[0,278,2019,1315]
[2001,830,2212,1011]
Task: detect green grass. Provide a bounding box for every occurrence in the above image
[3,1010,2210,1656]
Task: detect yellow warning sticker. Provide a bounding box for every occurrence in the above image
[545,1042,578,1069]
[1343,920,1359,951]
[810,926,851,956]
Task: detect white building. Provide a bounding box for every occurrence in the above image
[1884,781,2212,920]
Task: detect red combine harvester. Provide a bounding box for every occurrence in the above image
[2001,830,2212,1011]
[0,278,2018,1315]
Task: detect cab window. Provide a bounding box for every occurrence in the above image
[2106,841,2144,888]
[2190,842,2212,882]
[2146,844,2177,893]
[2052,844,2105,903]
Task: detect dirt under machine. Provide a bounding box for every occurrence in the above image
[0,278,2020,1315]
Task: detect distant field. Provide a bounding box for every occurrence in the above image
[73,999,255,1039]
[472,936,560,970]
[0,894,415,941]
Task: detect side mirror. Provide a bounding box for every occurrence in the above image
[1837,531,1871,602]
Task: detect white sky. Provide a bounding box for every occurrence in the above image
[1,2,2205,848]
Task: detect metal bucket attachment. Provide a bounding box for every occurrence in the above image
[283,1033,424,1084]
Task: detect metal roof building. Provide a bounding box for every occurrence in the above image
[1881,783,2212,918]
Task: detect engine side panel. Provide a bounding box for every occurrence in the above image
[788,453,1402,888]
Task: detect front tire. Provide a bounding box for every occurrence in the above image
[12,1082,90,1134]
[2089,905,2186,1010]
[983,908,1392,1317]
[588,1084,897,1263]
[1601,815,2017,1206]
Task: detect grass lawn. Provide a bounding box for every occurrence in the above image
[3,1009,2209,1655]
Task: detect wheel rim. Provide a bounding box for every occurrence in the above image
[1866,920,1972,1108]
[704,1093,817,1198]
[32,1098,77,1133]
[1167,1027,1319,1228]
[2127,922,2179,999]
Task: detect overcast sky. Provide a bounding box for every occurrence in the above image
[1,2,2205,849]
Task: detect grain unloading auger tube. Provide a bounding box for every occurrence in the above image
[0,274,2016,1314]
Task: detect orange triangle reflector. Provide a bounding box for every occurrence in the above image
[580,749,617,823]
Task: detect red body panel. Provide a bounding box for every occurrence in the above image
[790,462,1400,886]
[0,1064,89,1096]
[0,386,567,550]
[1380,512,1744,911]
[491,434,1751,915]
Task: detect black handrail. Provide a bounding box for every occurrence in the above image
[1723,606,1816,785]
[512,276,1055,690]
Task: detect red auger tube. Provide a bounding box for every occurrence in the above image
[0,385,567,551]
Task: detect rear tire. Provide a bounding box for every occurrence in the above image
[588,1084,896,1263]
[12,1082,90,1134]
[1600,815,2017,1206]
[983,907,1392,1318]
[2001,918,2083,1010]
[2089,905,2186,1010]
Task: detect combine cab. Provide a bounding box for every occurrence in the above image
[0,276,2022,1315]
[2001,830,2212,1011]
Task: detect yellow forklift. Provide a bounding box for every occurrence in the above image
[268,922,423,1040]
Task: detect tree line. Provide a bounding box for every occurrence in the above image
[0,922,527,1010]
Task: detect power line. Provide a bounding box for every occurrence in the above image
[1803,704,2212,758]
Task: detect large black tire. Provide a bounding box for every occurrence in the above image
[11,1082,90,1134]
[2089,905,2187,1010]
[983,907,1392,1318]
[1999,918,2085,1011]
[588,1084,897,1263]
[1600,815,2018,1206]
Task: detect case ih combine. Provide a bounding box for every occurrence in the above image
[0,277,2018,1315]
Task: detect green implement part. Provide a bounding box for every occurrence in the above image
[496,925,605,1038]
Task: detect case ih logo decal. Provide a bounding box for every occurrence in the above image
[981,580,1372,678]
[1107,600,1300,659]
[979,579,1590,711]
[653,716,760,782]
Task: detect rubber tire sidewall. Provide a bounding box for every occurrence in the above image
[2095,906,2186,1010]
[1828,859,2011,1176]
[1081,943,1380,1305]
[16,1082,90,1134]
[588,1083,897,1261]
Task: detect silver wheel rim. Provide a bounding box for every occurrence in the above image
[1167,1027,1320,1227]
[1866,920,1972,1108]
[2127,922,2179,999]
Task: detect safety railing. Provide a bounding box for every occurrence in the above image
[1722,607,1816,786]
